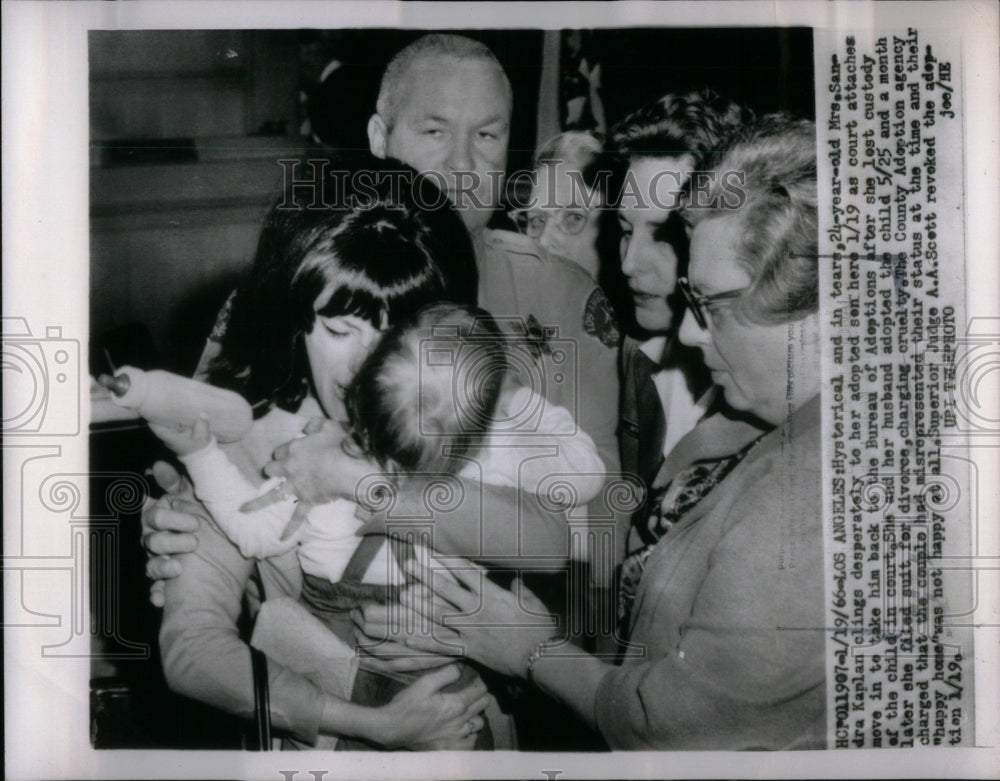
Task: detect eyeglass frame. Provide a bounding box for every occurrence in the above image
[677,276,750,330]
[508,206,596,239]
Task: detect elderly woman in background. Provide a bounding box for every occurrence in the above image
[514,130,605,281]
[399,114,827,750]
[512,130,631,328]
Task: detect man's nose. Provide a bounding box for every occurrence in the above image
[678,307,708,347]
[446,130,474,172]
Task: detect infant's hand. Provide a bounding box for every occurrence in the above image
[148,415,213,456]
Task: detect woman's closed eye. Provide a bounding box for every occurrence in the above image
[318,316,357,338]
[322,322,351,338]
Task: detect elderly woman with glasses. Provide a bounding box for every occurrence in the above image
[511,131,606,279]
[397,114,827,750]
[510,130,631,327]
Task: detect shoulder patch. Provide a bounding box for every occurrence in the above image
[583,287,621,348]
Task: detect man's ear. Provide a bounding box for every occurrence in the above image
[368,114,387,158]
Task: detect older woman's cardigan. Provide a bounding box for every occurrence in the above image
[596,395,826,749]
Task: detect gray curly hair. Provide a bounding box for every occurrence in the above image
[684,113,818,325]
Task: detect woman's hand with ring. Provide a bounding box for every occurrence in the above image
[398,557,559,679]
[371,664,490,750]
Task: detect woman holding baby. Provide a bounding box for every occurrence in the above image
[145,155,597,749]
[146,163,504,749]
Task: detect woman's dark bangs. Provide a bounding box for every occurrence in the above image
[285,264,325,327]
[383,278,442,326]
[336,224,426,285]
[316,285,387,328]
[345,233,447,325]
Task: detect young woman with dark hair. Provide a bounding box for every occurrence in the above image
[154,164,493,750]
[207,159,478,414]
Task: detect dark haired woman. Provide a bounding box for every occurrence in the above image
[155,166,491,750]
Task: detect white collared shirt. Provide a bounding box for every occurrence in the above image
[639,336,710,459]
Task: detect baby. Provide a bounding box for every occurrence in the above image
[153,303,605,648]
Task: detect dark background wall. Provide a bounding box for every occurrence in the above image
[596,27,815,124]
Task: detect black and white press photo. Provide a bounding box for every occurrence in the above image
[3,2,998,779]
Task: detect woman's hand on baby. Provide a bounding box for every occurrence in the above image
[351,601,463,674]
[373,664,490,750]
[399,557,558,679]
[259,417,380,505]
[141,460,209,606]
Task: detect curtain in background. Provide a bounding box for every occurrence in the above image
[536,30,607,151]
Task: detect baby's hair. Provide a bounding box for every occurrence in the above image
[344,303,508,476]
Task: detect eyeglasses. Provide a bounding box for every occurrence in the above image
[509,207,592,239]
[677,276,749,330]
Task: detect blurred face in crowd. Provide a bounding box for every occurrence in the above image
[521,163,602,278]
[369,55,511,233]
[617,155,694,333]
[678,215,820,426]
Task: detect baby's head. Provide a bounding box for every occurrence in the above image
[344,303,508,475]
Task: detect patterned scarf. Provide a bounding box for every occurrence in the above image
[617,435,764,633]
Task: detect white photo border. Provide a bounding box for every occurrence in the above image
[3,1,997,779]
